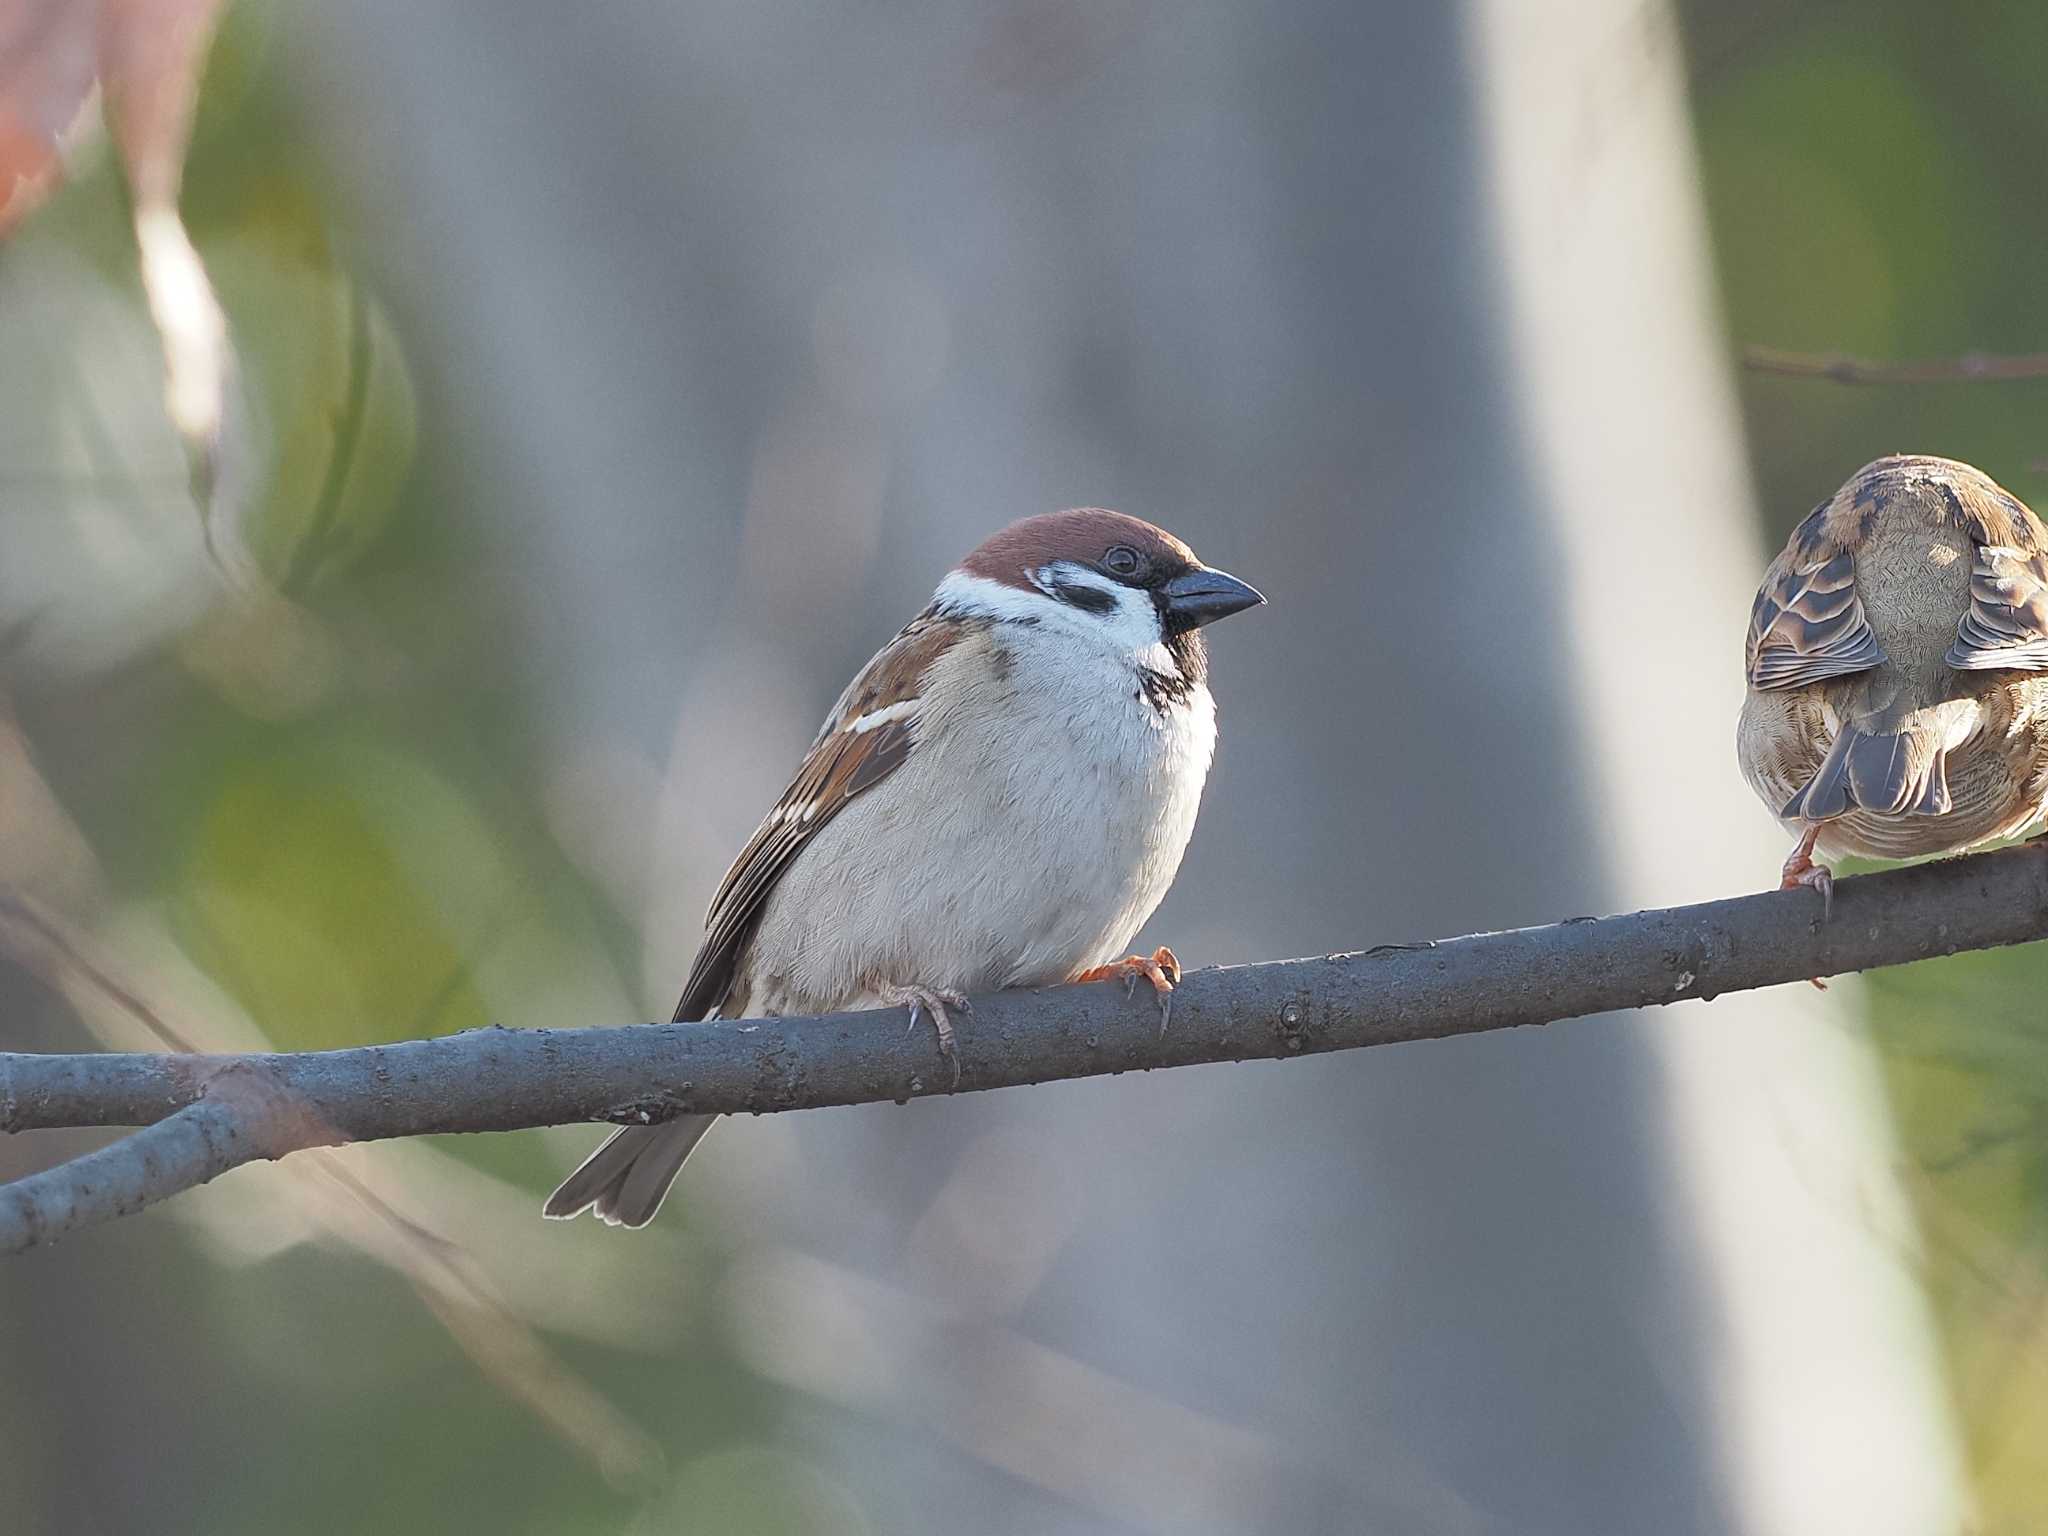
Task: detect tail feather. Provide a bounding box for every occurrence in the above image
[1782,724,1952,822]
[542,1115,718,1227]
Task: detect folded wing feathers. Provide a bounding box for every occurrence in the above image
[1948,544,2048,671]
[1748,551,1887,690]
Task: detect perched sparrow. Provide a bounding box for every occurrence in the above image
[546,508,1264,1226]
[1738,454,2048,899]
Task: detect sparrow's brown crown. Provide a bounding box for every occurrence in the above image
[960,508,1200,591]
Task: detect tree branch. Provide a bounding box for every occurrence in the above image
[7,844,2048,1254]
[1741,345,2048,385]
[0,1067,304,1252]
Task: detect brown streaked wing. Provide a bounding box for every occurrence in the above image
[670,615,961,1022]
[1746,543,1886,690]
[1946,486,2048,671]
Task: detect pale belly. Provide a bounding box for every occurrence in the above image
[739,671,1216,1015]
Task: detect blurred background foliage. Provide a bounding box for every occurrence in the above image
[2,0,2046,1531]
[3,5,754,1529]
[1685,1,2048,1519]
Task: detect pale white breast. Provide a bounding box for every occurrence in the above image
[738,617,1217,1014]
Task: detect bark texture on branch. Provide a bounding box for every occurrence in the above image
[6,844,2048,1253]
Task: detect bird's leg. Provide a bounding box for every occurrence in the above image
[1779,823,1834,988]
[1779,823,1834,917]
[881,984,969,1088]
[1074,947,1181,1034]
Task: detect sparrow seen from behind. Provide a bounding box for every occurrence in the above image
[545,508,1264,1227]
[1738,454,2048,901]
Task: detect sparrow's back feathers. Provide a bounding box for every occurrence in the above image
[1739,455,2048,864]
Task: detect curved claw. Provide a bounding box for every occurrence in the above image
[1779,824,1834,920]
[1782,860,1834,919]
[885,984,968,1088]
[1075,947,1182,1034]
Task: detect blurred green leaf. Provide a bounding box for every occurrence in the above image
[172,732,491,1048]
[209,242,418,590]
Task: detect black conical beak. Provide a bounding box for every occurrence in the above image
[1160,566,1266,628]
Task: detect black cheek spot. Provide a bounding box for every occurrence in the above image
[1052,579,1117,615]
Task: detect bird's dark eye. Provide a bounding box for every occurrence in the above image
[1102,545,1143,578]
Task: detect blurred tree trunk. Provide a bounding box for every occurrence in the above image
[1468,4,1967,1531]
[842,0,1738,1526]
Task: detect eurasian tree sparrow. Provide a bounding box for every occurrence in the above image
[546,508,1264,1227]
[1738,454,2048,898]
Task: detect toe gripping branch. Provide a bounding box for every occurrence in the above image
[1075,947,1181,1033]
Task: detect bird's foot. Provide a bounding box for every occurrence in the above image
[882,984,969,1088]
[1779,825,1833,987]
[1780,858,1834,911]
[1780,829,1834,920]
[1075,947,1182,1034]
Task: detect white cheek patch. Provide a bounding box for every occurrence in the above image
[936,567,1169,667]
[1089,579,1174,664]
[934,570,1063,625]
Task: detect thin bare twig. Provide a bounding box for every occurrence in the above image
[6,843,2048,1255]
[1741,345,2048,385]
